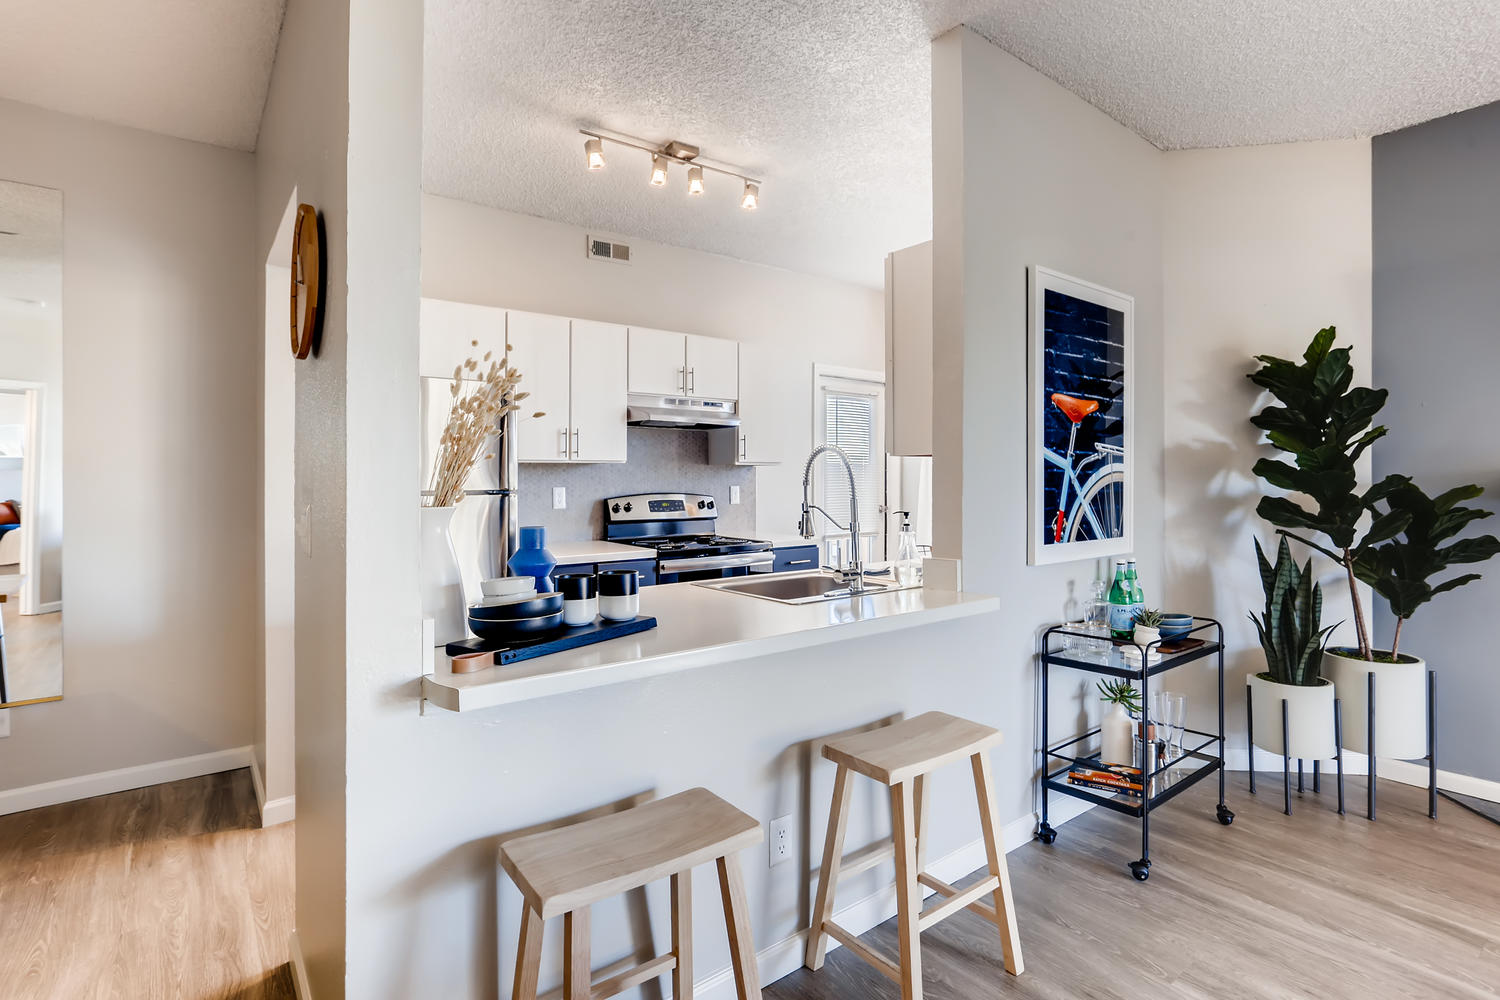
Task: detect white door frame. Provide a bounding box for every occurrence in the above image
[0,379,46,616]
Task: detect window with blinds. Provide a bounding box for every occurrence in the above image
[814,372,886,561]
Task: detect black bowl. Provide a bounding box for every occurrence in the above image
[468,592,563,620]
[468,609,565,639]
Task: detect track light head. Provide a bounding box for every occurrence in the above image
[688,165,704,196]
[650,154,669,187]
[741,181,759,210]
[584,136,605,170]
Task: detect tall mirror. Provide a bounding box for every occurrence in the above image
[0,179,63,708]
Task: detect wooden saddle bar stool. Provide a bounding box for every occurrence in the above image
[500,787,764,1000]
[805,711,1024,1000]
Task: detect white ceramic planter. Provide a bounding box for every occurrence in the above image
[420,505,467,645]
[1324,648,1428,760]
[1134,625,1161,646]
[1100,703,1135,767]
[1247,672,1337,760]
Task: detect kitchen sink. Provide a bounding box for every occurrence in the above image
[698,571,897,605]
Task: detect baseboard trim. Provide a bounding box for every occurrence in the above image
[693,798,1092,1000]
[1224,749,1500,804]
[248,753,296,827]
[0,745,255,816]
[35,600,61,614]
[289,930,313,1000]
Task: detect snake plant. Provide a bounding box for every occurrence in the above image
[1248,536,1339,686]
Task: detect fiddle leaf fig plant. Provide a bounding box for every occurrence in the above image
[1352,482,1500,658]
[1248,536,1339,686]
[1248,327,1410,659]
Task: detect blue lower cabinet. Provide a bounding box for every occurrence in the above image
[772,544,819,574]
[552,558,658,587]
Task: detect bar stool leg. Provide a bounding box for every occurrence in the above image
[563,906,591,1000]
[805,764,852,971]
[672,869,693,1000]
[890,779,924,1000]
[512,902,544,1000]
[717,854,762,1000]
[913,772,930,874]
[971,750,1024,976]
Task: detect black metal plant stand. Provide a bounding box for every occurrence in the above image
[1036,618,1232,882]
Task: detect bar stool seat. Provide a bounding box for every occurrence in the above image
[501,787,764,1000]
[806,711,1024,1000]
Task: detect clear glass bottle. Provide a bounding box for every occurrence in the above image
[894,510,922,587]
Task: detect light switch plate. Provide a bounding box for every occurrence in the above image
[553,487,567,510]
[730,485,741,505]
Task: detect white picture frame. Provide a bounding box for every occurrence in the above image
[1027,266,1134,566]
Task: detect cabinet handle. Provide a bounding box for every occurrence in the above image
[788,559,814,566]
[559,427,569,457]
[678,366,686,394]
[688,367,695,394]
[740,433,747,460]
[573,428,581,458]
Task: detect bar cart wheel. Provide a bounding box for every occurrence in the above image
[1216,804,1235,826]
[1129,859,1151,882]
[1035,822,1057,845]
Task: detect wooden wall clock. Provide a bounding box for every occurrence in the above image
[290,203,322,359]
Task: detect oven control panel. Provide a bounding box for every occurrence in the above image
[606,492,716,522]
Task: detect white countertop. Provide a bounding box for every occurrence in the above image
[422,576,999,712]
[547,540,653,564]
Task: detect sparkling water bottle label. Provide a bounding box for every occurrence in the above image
[1109,604,1135,633]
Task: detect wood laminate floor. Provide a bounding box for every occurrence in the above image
[0,769,295,1000]
[770,772,1500,1000]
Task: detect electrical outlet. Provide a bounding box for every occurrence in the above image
[768,815,792,867]
[730,485,741,505]
[552,487,567,510]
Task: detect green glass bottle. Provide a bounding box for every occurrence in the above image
[1126,559,1144,623]
[1107,560,1134,639]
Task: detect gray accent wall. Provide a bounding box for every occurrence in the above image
[1373,100,1500,783]
[519,426,756,541]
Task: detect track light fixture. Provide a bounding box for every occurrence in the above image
[584,136,605,170]
[579,129,761,210]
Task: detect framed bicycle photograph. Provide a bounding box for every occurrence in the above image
[1027,266,1134,566]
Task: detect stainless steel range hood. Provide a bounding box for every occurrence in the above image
[627,393,739,429]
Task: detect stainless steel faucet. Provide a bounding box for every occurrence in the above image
[799,444,867,593]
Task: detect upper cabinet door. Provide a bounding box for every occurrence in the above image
[685,333,739,400]
[569,320,628,463]
[507,310,572,462]
[420,298,507,379]
[627,327,687,395]
[735,341,782,464]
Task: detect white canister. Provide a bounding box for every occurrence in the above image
[599,568,641,621]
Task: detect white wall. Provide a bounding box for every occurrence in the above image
[932,27,1167,824]
[0,99,257,789]
[1161,140,1373,748]
[420,196,885,541]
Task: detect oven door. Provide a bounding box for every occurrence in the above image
[657,551,774,584]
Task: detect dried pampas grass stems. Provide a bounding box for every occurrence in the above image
[425,339,541,508]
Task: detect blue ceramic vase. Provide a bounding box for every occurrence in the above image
[508,525,556,593]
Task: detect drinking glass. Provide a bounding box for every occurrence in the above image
[1150,691,1171,769]
[1168,693,1188,760]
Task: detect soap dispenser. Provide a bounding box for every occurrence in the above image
[894,510,921,587]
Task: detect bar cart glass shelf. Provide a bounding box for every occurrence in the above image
[1037,618,1232,882]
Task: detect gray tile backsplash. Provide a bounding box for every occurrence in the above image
[518,426,756,541]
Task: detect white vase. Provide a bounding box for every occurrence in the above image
[420,505,467,646]
[1100,703,1135,767]
[1247,672,1337,760]
[1324,648,1428,760]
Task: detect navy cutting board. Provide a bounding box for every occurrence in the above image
[444,615,658,665]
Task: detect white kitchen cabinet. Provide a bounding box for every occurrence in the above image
[884,241,933,456]
[420,298,507,379]
[627,327,688,395]
[685,333,739,400]
[709,341,782,465]
[569,320,628,462]
[506,310,572,462]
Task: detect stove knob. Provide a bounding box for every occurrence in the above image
[706,500,715,509]
[697,500,707,509]
[611,503,621,514]
[623,502,633,513]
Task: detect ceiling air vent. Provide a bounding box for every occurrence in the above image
[587,235,631,265]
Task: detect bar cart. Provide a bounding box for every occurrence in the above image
[1036,618,1233,882]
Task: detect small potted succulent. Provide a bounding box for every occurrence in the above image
[1247,537,1340,761]
[1133,608,1165,646]
[1097,678,1141,767]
